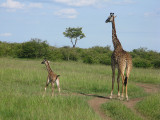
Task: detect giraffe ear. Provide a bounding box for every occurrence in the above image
[48,61,50,63]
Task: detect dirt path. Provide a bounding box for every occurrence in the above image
[62,83,159,120]
[136,83,160,94]
[88,97,111,120]
[86,83,160,120]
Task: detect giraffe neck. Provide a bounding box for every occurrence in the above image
[45,62,53,74]
[112,18,123,50]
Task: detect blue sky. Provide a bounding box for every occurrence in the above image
[0,0,160,52]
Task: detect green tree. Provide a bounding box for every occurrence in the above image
[63,27,85,48]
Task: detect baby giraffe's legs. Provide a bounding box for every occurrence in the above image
[56,78,61,94]
[43,76,50,97]
[51,82,55,96]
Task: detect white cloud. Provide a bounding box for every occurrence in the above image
[53,0,134,7]
[144,12,153,17]
[0,0,25,9]
[0,0,43,11]
[112,0,134,5]
[0,33,12,37]
[54,8,78,19]
[53,0,97,7]
[144,11,160,17]
[28,3,43,8]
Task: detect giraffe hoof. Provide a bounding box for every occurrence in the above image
[109,96,112,99]
[126,96,129,101]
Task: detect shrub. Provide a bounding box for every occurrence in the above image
[99,54,111,65]
[133,58,152,68]
[61,47,80,61]
[82,49,101,64]
[17,39,49,58]
[49,48,63,61]
[152,60,160,68]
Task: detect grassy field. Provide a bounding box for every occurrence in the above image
[136,94,160,120]
[0,58,159,120]
[101,100,142,120]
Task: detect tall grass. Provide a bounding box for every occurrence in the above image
[130,68,160,84]
[0,95,101,120]
[136,94,160,120]
[0,58,159,119]
[0,58,101,120]
[101,100,142,120]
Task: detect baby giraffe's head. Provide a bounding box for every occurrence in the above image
[105,13,116,23]
[41,58,50,65]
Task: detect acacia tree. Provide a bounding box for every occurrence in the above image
[63,27,85,48]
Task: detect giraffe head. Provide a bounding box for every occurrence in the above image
[105,13,116,23]
[41,58,50,65]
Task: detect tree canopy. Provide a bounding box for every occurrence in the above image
[63,27,85,48]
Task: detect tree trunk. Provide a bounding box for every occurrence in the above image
[73,38,78,48]
[71,38,74,48]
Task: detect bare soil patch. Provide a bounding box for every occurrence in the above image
[136,83,160,94]
[88,97,111,120]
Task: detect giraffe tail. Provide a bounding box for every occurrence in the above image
[56,75,60,79]
[124,77,128,86]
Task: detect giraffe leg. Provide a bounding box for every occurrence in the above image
[56,78,61,94]
[125,82,128,101]
[43,77,50,97]
[110,66,115,99]
[125,65,132,101]
[117,71,121,99]
[119,62,126,100]
[121,74,125,100]
[51,82,55,97]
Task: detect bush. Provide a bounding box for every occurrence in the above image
[0,40,160,69]
[17,39,49,58]
[82,50,100,64]
[99,54,111,65]
[49,48,63,61]
[133,59,152,68]
[82,53,99,64]
[61,47,80,61]
[152,60,160,68]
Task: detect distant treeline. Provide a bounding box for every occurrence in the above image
[0,39,160,68]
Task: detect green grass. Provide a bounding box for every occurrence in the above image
[0,94,100,120]
[136,94,160,120]
[52,61,147,98]
[130,68,160,84]
[101,100,142,120]
[0,58,101,120]
[0,58,159,120]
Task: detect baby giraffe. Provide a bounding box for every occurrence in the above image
[41,59,60,96]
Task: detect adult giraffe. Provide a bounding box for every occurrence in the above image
[105,13,132,100]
